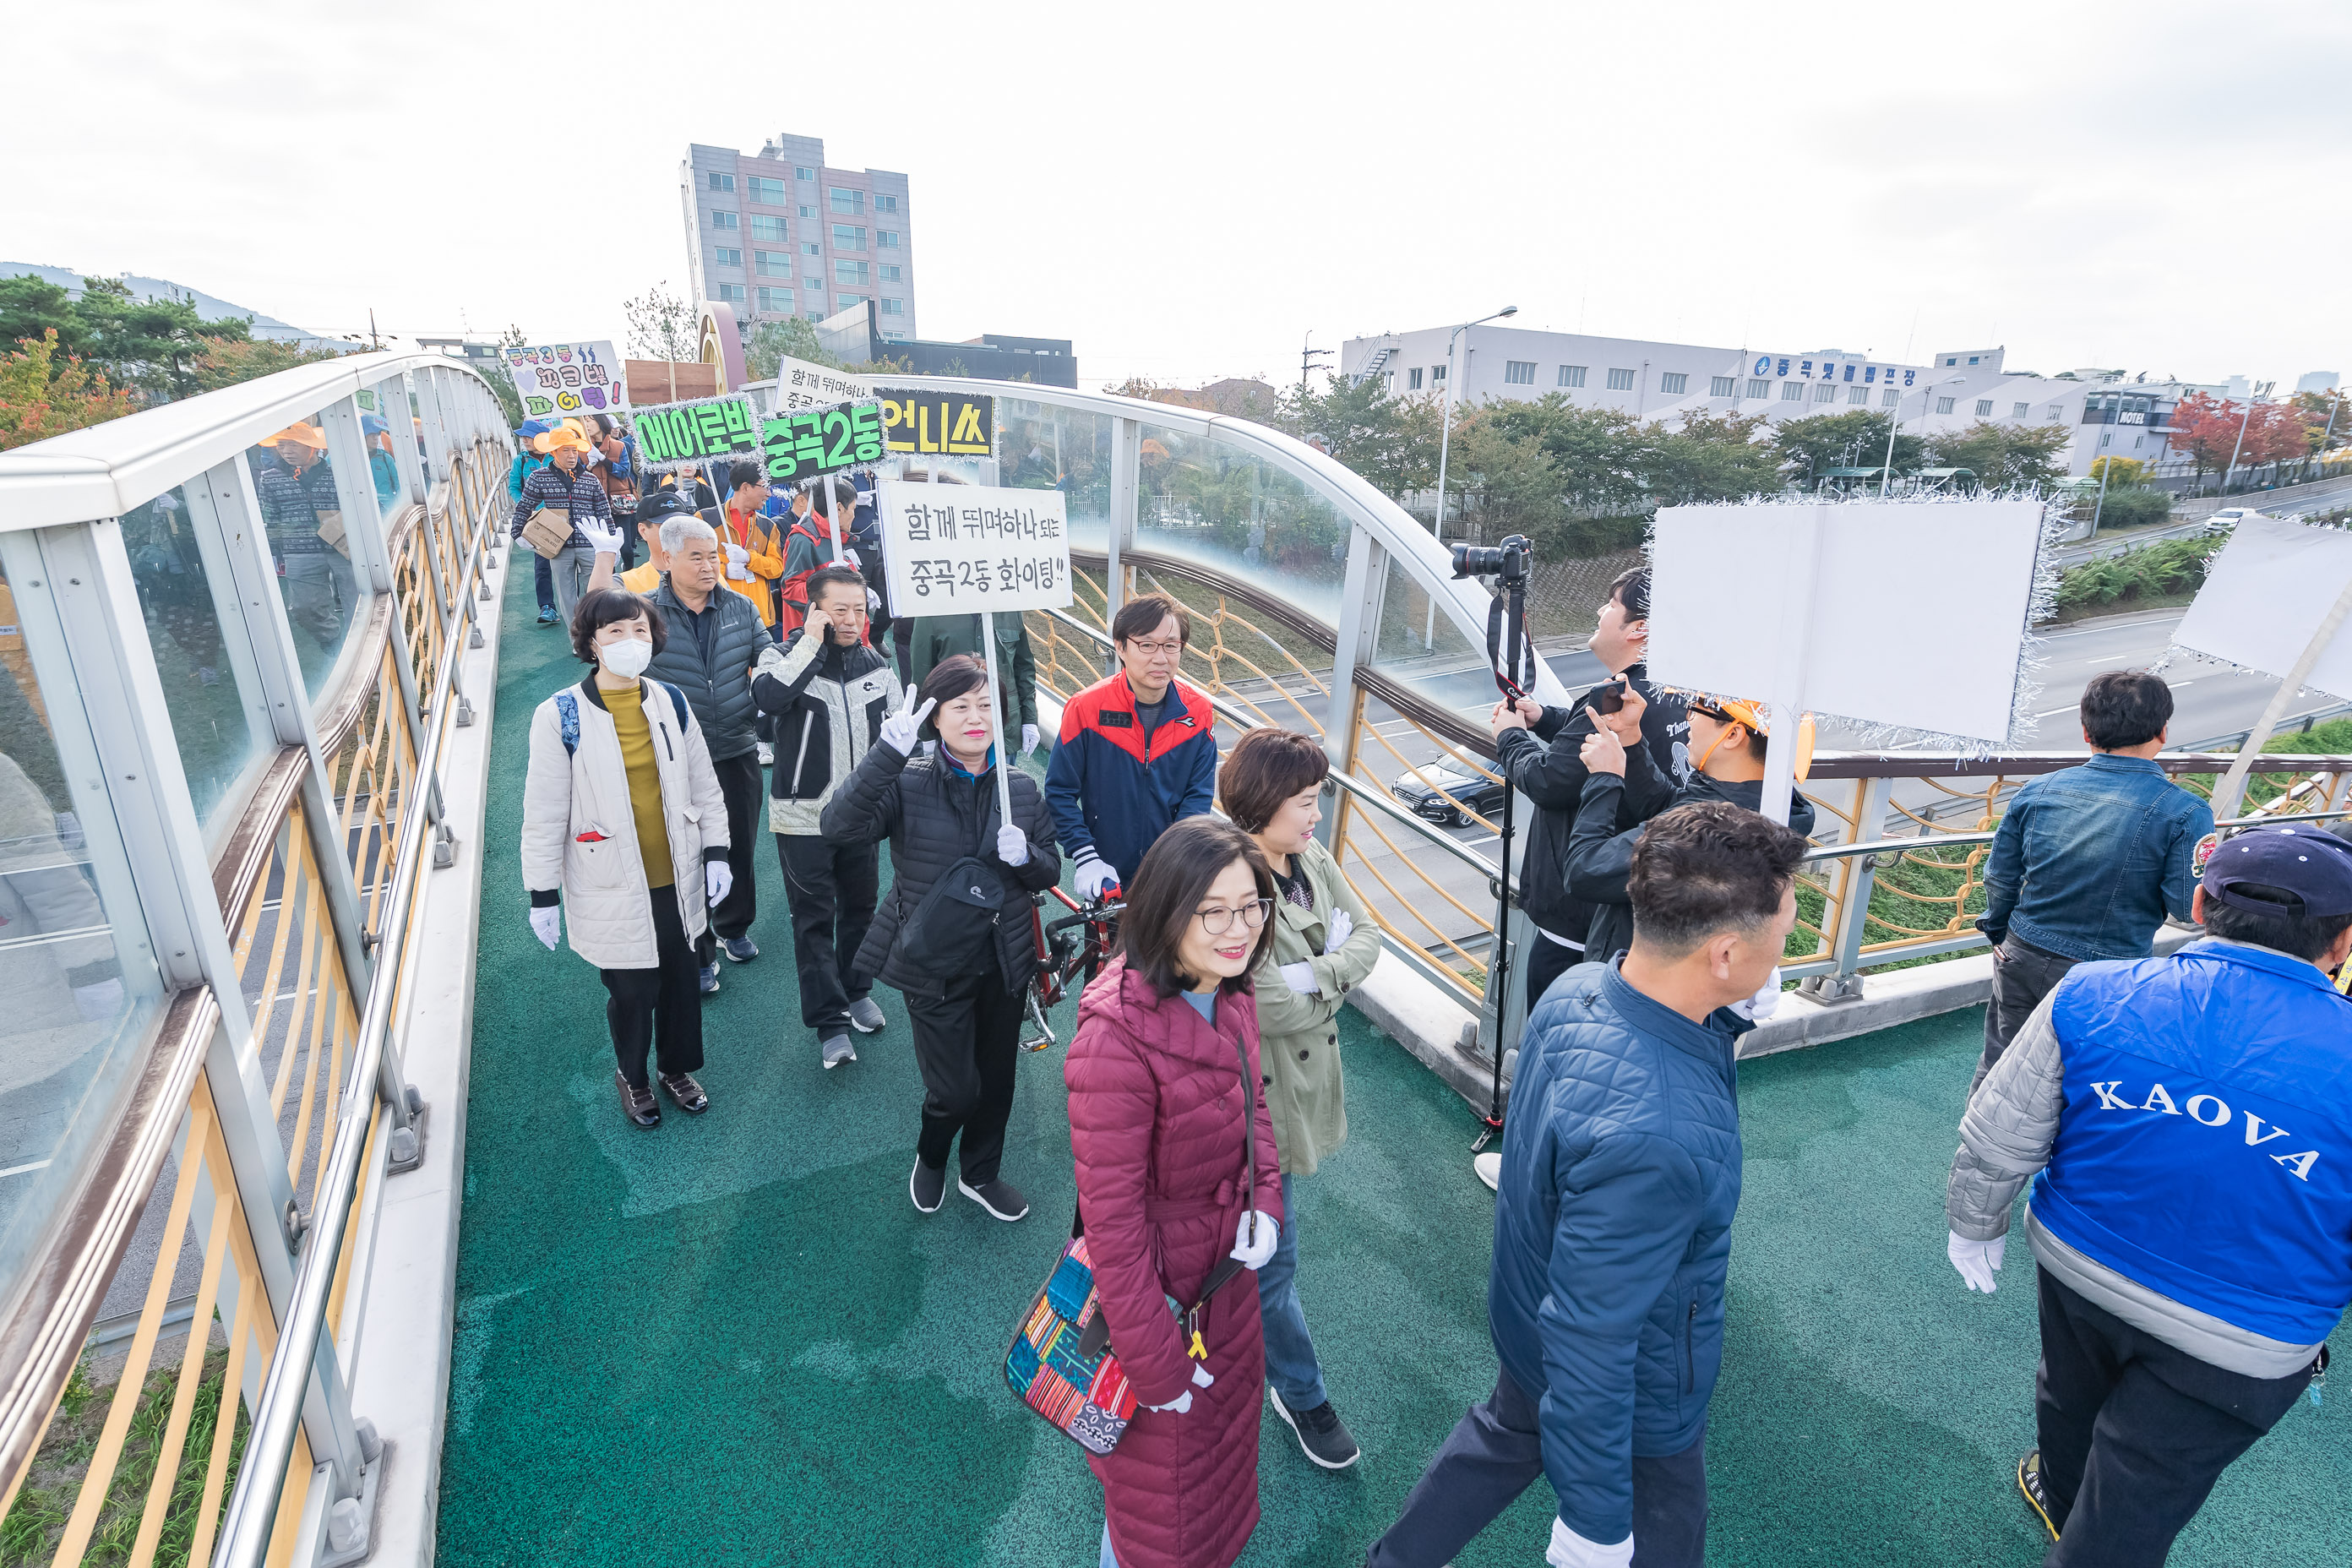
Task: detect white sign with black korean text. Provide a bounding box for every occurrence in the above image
[767,356,874,413]
[876,481,1072,614]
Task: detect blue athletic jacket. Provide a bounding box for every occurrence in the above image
[1490,960,1750,1546]
[2036,939,2352,1347]
[1043,673,1217,887]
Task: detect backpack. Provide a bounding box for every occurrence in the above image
[554,683,689,755]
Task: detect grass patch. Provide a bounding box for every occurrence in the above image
[1,1344,248,1568]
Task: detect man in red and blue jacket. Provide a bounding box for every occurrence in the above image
[1045,592,1218,897]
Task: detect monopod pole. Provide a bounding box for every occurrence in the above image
[981,611,1015,830]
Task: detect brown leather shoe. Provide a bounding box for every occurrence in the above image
[616,1070,660,1129]
[658,1071,709,1114]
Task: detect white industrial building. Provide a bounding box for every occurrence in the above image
[1339,325,2246,478]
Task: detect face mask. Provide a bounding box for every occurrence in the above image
[599,635,652,679]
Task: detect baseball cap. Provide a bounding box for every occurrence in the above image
[360,413,389,435]
[638,490,694,523]
[2202,825,2352,919]
[1687,695,1817,781]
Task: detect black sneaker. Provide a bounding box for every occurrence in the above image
[2017,1450,2060,1542]
[959,1177,1030,1222]
[1269,1385,1361,1470]
[910,1157,946,1214]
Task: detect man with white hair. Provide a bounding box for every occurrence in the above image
[639,508,769,993]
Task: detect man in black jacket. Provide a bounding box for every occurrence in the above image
[751,565,901,1069]
[643,515,768,990]
[1489,566,1690,1010]
[1565,690,1816,967]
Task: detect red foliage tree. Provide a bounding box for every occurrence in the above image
[2161,390,2243,481]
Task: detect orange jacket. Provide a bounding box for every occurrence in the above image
[721,499,786,626]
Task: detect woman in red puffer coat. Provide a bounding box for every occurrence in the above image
[1065,816,1287,1568]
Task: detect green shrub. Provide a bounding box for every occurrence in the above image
[2052,535,2222,616]
[2093,487,2174,531]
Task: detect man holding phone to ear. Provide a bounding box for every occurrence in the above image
[1489,566,1690,1012]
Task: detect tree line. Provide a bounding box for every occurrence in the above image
[0,271,343,450]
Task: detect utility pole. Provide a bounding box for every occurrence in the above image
[2219,380,2270,498]
[368,308,380,351]
[1299,332,1332,400]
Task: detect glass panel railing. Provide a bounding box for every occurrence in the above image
[247,411,367,696]
[1135,420,1348,623]
[119,483,275,833]
[997,399,1116,554]
[357,380,407,520]
[0,554,167,1314]
[1368,549,1499,730]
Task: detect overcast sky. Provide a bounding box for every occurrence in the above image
[10,1,2349,394]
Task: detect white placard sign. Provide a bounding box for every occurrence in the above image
[2173,515,2352,700]
[877,481,1073,615]
[769,355,873,413]
[1649,500,2044,794]
[501,341,624,418]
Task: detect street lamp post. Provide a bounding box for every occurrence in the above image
[2219,381,2270,498]
[1425,305,1517,645]
[1881,374,1967,495]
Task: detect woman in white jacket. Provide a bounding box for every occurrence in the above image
[522,587,732,1128]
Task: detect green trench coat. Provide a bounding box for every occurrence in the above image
[1250,839,1384,1177]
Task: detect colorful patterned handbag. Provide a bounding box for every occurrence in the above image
[1004,1228,1137,1455]
[1006,1029,1260,1455]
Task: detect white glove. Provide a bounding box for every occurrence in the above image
[866,588,882,612]
[1021,722,1040,756]
[71,978,123,1023]
[1547,1516,1634,1568]
[723,542,751,581]
[1074,854,1121,900]
[1230,1210,1279,1271]
[878,686,934,755]
[841,547,862,569]
[996,825,1030,867]
[1141,1362,1214,1414]
[705,861,733,906]
[1278,961,1319,995]
[576,516,623,556]
[1730,966,1784,1021]
[530,904,561,950]
[1949,1230,2006,1293]
[1325,907,1353,954]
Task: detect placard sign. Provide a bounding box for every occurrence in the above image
[2173,516,2352,700]
[876,387,993,457]
[761,399,888,485]
[877,481,1072,613]
[770,356,873,412]
[634,395,761,471]
[503,341,625,416]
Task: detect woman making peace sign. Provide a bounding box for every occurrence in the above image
[820,656,1061,1220]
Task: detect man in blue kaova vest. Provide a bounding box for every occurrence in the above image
[1946,825,2352,1566]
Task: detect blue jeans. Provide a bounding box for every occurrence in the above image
[533,550,555,614]
[1098,1522,1116,1567]
[1257,1173,1328,1411]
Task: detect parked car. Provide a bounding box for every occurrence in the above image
[1391,749,1505,827]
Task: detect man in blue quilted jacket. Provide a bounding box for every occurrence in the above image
[1368,802,1808,1568]
[1946,825,2352,1564]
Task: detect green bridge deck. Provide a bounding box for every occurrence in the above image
[440,573,2348,1566]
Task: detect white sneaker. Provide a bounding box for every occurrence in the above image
[1474,1152,1501,1192]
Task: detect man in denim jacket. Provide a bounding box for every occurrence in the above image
[1974,671,2213,1088]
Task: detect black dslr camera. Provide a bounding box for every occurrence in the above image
[1450,534,1532,587]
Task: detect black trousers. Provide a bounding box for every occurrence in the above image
[1523,931,1585,1015]
[601,890,704,1087]
[1975,935,2081,1092]
[2034,1268,2314,1567]
[699,750,763,961]
[1365,1366,1707,1568]
[777,832,879,1033]
[905,968,1026,1184]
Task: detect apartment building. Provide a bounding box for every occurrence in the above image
[682,133,916,342]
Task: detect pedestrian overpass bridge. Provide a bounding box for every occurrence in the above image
[0,351,2344,1567]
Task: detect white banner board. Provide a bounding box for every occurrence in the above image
[769,356,873,412]
[877,481,1072,614]
[501,341,625,417]
[2173,515,2352,700]
[1649,499,2044,745]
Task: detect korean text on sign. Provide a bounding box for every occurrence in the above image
[877,481,1072,615]
[876,389,993,456]
[504,340,625,416]
[762,399,887,485]
[770,356,874,412]
[634,395,761,471]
